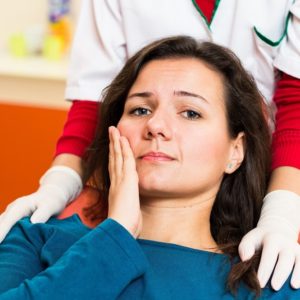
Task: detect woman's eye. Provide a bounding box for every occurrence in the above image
[130,107,151,116]
[181,110,201,120]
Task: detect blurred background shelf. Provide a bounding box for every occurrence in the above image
[0,52,70,109]
[0,0,81,108]
[0,52,68,80]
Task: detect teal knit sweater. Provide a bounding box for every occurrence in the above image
[0,216,298,299]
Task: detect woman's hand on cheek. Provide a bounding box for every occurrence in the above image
[107,126,142,238]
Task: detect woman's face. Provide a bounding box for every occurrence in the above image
[118,58,244,200]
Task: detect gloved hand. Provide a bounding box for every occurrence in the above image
[239,190,300,291]
[0,166,82,243]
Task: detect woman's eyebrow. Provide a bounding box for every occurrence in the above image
[127,90,209,104]
[127,92,153,99]
[174,90,209,104]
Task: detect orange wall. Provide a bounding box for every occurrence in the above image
[0,103,68,212]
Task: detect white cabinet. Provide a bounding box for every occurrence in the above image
[0,52,70,109]
[0,0,82,109]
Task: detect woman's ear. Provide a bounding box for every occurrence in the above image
[225,132,245,174]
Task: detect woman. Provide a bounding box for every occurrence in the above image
[0,36,298,299]
[1,1,300,291]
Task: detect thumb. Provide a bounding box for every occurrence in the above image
[0,197,37,243]
[30,206,54,224]
[0,215,14,243]
[239,228,264,261]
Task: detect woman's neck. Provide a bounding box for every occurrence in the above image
[139,194,218,252]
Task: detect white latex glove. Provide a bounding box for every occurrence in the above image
[0,166,82,243]
[238,190,300,291]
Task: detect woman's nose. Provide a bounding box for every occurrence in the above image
[143,110,172,140]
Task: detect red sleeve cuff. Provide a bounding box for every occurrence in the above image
[55,100,99,157]
[272,131,300,169]
[272,73,300,169]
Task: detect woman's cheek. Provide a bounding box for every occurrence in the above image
[117,121,127,135]
[117,123,130,140]
[117,122,137,150]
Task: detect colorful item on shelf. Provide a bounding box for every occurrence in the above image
[8,34,27,57]
[43,0,72,60]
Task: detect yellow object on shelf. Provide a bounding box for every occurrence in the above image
[49,17,72,50]
[43,35,65,61]
[8,34,27,57]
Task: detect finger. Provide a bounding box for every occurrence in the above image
[111,127,123,177]
[0,224,13,243]
[271,249,295,290]
[0,213,13,243]
[291,251,300,289]
[120,136,139,188]
[239,228,264,261]
[108,127,115,179]
[120,136,136,172]
[257,237,280,288]
[0,202,34,243]
[30,206,53,224]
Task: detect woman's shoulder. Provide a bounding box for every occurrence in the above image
[10,215,91,244]
[17,214,87,229]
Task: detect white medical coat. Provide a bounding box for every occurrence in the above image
[66,0,300,105]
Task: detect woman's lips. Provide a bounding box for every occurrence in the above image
[140,151,174,161]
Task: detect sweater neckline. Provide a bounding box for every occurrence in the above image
[138,238,225,257]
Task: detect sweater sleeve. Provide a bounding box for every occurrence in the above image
[0,218,148,300]
[271,72,300,169]
[54,100,99,157]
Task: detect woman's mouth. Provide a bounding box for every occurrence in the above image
[140,151,174,161]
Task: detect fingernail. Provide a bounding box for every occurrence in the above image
[240,248,254,261]
[271,280,281,291]
[291,279,300,289]
[257,272,266,288]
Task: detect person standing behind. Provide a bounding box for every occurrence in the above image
[1,0,300,291]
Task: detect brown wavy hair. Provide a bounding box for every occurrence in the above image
[82,36,271,296]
